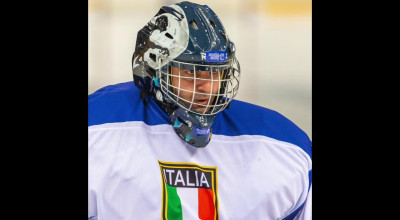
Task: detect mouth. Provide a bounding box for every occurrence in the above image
[195,98,210,106]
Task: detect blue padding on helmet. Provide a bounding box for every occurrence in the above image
[173,118,182,127]
[153,77,160,87]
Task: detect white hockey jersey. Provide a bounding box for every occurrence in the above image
[88,82,312,220]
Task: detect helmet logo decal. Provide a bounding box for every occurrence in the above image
[200,52,206,60]
[205,51,227,62]
[194,126,210,136]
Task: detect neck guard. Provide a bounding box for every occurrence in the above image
[170,107,216,148]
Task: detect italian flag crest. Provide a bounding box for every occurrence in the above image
[158,160,219,220]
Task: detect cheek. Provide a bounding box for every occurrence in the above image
[171,76,193,94]
[171,75,178,86]
[212,81,220,93]
[172,76,187,87]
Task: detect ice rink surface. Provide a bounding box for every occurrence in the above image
[88,0,312,139]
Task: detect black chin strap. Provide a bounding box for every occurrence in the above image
[134,79,148,104]
[140,88,148,104]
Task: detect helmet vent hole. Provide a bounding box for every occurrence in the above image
[149,53,156,62]
[209,19,216,29]
[165,32,173,39]
[189,19,198,30]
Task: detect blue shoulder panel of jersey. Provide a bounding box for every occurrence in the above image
[213,99,312,159]
[88,81,170,127]
[88,81,311,159]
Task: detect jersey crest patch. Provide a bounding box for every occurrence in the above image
[158,160,219,220]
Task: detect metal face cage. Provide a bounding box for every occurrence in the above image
[159,58,240,116]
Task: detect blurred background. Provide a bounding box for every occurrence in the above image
[88,0,312,139]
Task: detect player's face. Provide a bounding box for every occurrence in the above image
[171,66,221,113]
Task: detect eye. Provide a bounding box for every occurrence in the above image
[183,70,195,75]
